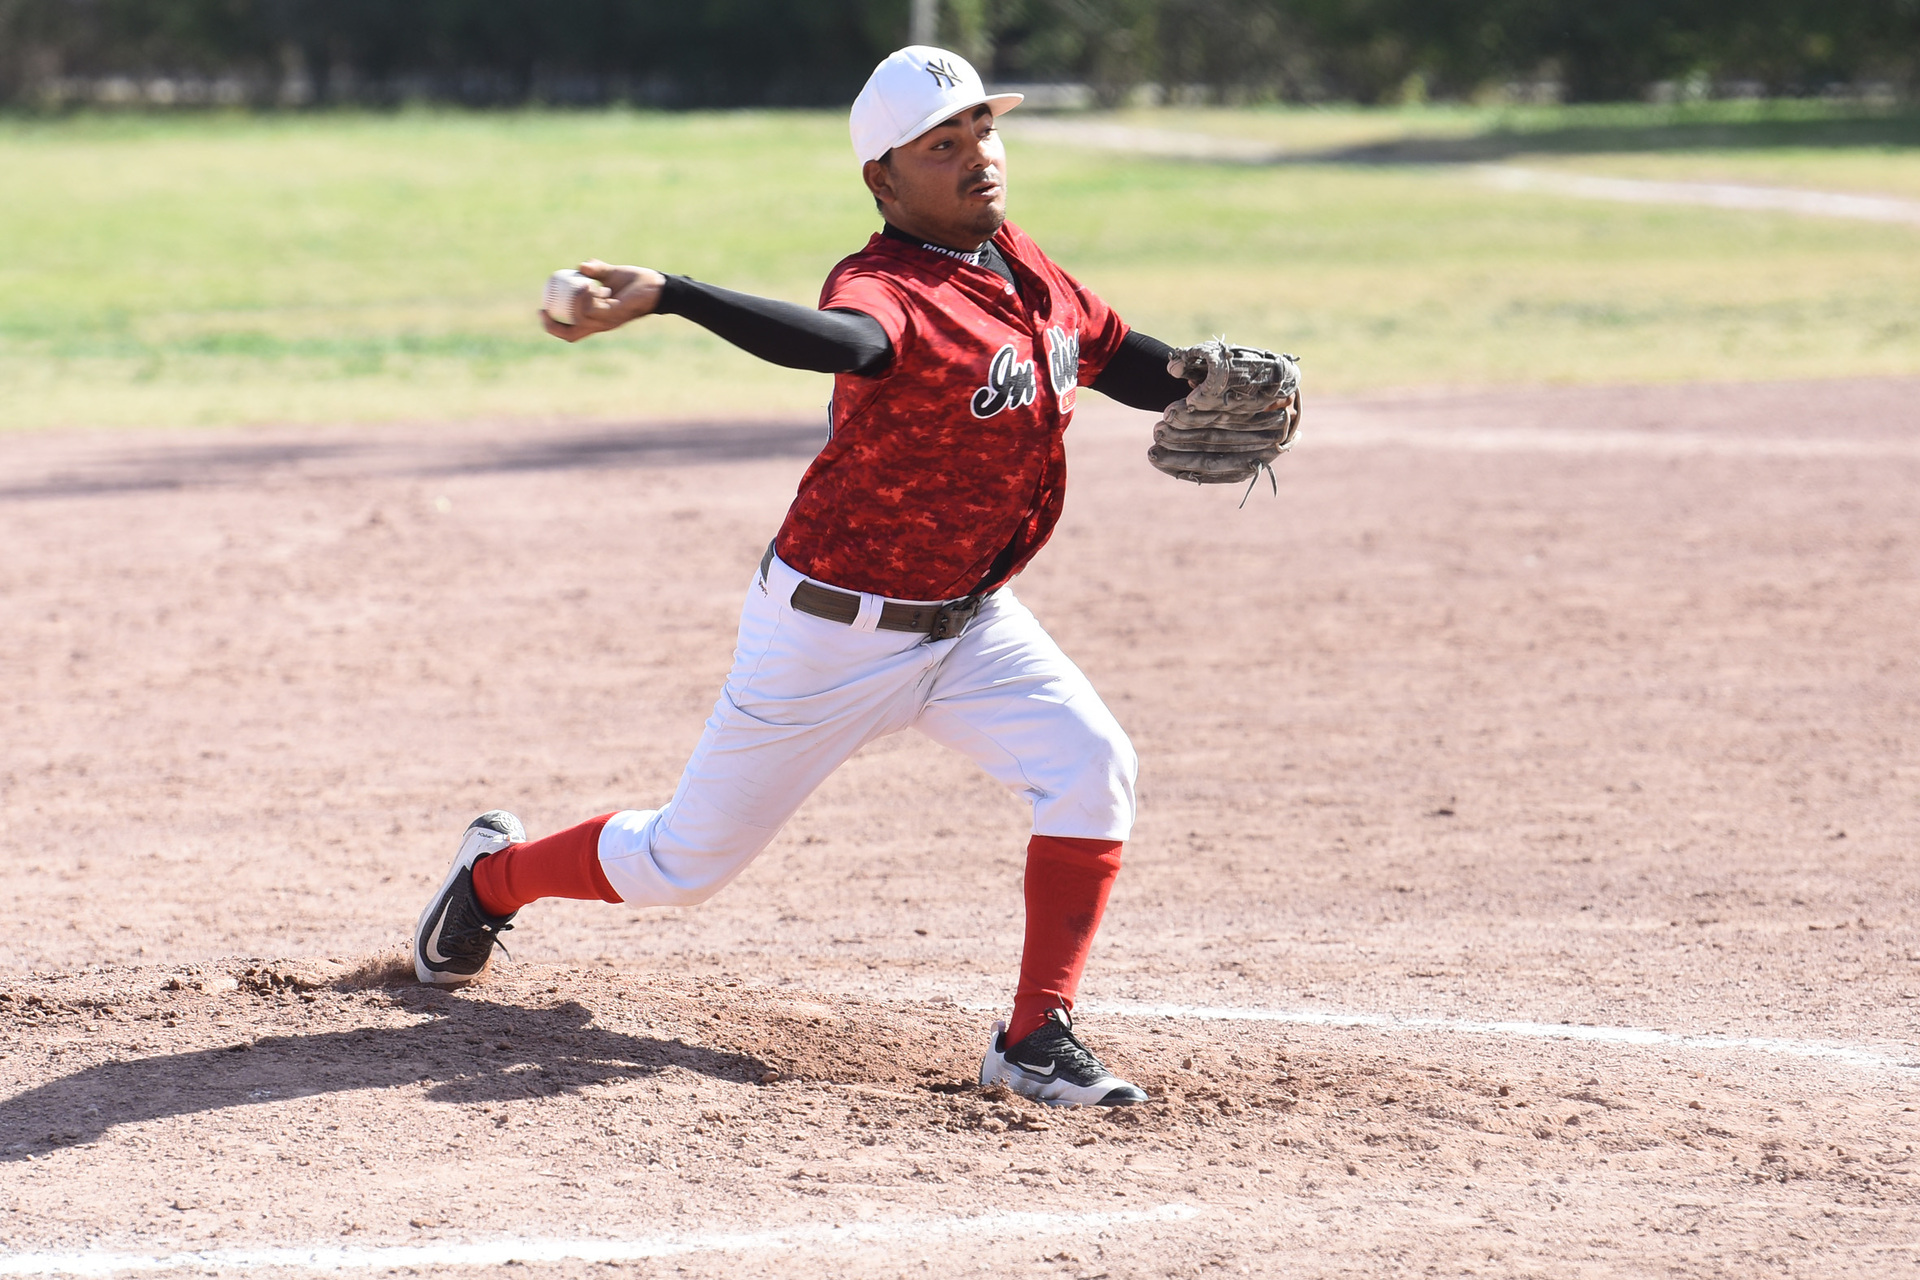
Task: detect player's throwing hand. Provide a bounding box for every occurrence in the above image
[540,259,665,342]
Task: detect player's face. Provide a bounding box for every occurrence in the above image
[864,105,1008,249]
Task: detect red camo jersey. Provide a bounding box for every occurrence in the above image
[772,221,1130,601]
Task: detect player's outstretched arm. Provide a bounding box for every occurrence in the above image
[659,278,892,375]
[1089,330,1195,411]
[541,260,665,343]
[543,260,893,375]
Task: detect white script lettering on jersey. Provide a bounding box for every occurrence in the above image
[971,343,1040,418]
[1044,326,1080,412]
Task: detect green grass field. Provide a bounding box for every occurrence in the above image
[2,102,1917,431]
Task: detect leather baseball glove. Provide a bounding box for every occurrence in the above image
[1147,339,1302,489]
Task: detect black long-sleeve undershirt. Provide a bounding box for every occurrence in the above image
[1091,329,1190,411]
[654,247,1192,411]
[655,275,893,376]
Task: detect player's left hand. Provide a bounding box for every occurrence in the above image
[1147,339,1302,487]
[540,260,666,342]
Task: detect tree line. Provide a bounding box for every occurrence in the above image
[3,0,1915,108]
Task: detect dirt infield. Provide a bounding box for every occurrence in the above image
[2,379,1917,1276]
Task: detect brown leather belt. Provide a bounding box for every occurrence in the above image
[760,542,982,640]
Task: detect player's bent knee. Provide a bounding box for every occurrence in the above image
[1080,715,1138,787]
[1041,719,1138,839]
[1111,727,1140,788]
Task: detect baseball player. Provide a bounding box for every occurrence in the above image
[413,46,1299,1108]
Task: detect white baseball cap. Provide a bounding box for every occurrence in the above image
[850,46,1023,164]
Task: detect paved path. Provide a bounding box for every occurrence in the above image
[1478,163,1920,225]
[1008,117,1920,226]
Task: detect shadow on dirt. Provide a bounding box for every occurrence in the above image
[0,420,826,502]
[0,996,774,1161]
[429,422,826,478]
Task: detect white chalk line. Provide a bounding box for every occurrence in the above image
[0,1204,1200,1278]
[1479,165,1920,227]
[1073,1001,1920,1072]
[1310,423,1920,459]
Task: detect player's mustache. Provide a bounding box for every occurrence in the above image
[962,169,1001,196]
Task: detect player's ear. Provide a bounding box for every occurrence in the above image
[862,155,896,213]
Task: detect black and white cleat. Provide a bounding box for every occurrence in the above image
[978,1008,1148,1108]
[412,810,524,985]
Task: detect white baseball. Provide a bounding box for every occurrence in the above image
[543,268,591,325]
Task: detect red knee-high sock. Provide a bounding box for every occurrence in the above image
[471,813,622,916]
[1010,834,1123,1045]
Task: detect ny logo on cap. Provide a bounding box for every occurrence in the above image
[925,58,962,89]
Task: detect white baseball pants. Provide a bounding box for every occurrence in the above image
[597,551,1137,907]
